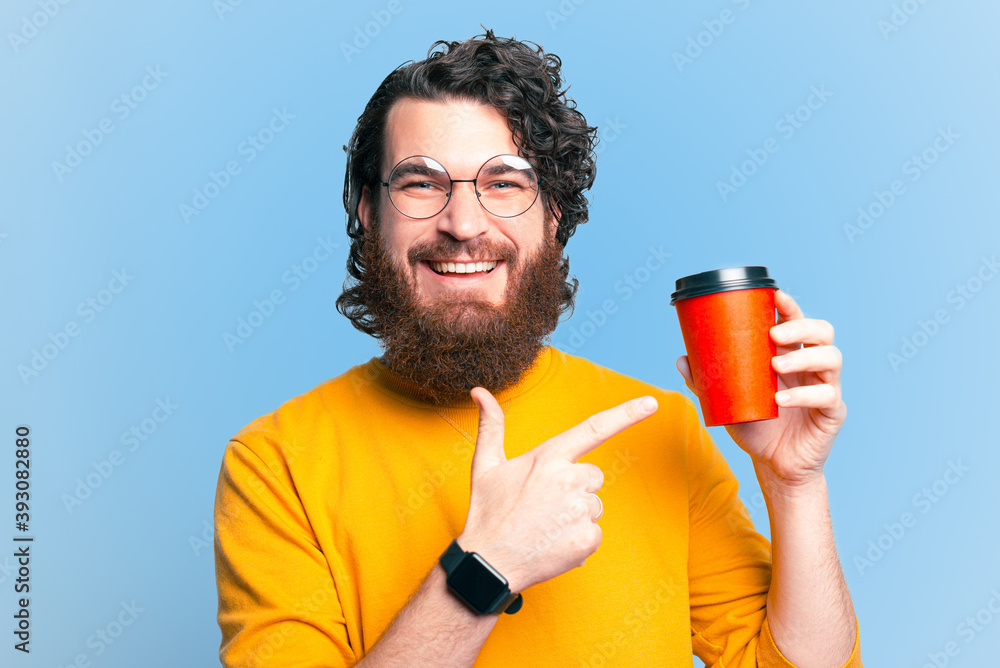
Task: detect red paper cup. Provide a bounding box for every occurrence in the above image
[670,267,779,427]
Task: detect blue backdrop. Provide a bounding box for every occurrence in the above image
[3,1,998,665]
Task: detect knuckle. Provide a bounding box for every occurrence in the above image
[577,463,603,488]
[587,524,603,551]
[568,496,588,519]
[591,464,605,490]
[583,415,608,442]
[556,466,577,490]
[569,529,593,556]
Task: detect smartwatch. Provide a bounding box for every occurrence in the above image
[438,539,523,615]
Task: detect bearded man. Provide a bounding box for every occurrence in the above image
[214,31,863,667]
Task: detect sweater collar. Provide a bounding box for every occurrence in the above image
[362,346,555,410]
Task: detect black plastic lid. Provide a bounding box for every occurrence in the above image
[670,266,776,304]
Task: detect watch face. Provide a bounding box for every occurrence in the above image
[449,553,508,613]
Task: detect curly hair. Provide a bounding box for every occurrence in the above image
[337,29,599,335]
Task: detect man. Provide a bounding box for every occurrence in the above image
[214,31,862,667]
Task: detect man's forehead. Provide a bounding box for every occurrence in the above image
[383,97,520,173]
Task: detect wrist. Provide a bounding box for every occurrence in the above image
[455,532,523,594]
[441,538,524,615]
[753,460,828,503]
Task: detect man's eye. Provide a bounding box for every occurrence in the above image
[487,181,521,190]
[399,180,444,192]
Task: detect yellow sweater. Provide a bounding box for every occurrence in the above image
[214,346,861,666]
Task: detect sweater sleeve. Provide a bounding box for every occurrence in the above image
[214,437,357,667]
[683,398,862,667]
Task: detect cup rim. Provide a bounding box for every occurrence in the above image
[670,266,777,304]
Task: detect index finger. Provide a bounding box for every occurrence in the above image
[541,396,658,462]
[775,288,805,324]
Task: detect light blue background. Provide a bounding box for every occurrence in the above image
[3,1,998,665]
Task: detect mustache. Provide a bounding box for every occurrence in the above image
[407,237,517,265]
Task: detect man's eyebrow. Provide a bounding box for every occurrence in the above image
[389,162,445,179]
[479,163,536,181]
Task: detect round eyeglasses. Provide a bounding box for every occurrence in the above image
[380,154,541,219]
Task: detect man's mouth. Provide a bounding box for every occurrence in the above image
[426,260,499,276]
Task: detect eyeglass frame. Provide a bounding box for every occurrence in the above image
[378,153,544,220]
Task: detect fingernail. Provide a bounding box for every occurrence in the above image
[776,392,790,405]
[640,397,658,413]
[775,357,790,371]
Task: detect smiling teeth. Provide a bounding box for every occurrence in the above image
[430,260,498,274]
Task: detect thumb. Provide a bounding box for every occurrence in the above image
[675,355,696,394]
[469,386,507,479]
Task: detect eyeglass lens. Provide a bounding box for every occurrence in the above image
[386,155,539,219]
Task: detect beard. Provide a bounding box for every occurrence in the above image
[356,218,568,405]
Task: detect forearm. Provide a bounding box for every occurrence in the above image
[756,465,857,667]
[356,563,498,667]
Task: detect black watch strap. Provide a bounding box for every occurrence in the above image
[439,538,467,573]
[439,539,523,615]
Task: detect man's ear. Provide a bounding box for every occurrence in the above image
[358,185,373,232]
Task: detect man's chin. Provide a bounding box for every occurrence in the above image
[360,226,567,404]
[417,300,502,339]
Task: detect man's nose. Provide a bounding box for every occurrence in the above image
[436,181,490,240]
